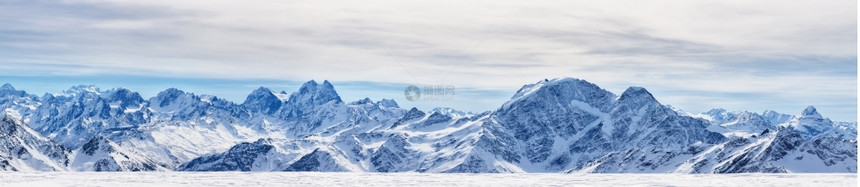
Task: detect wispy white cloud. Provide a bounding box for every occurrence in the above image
[0,0,855,120]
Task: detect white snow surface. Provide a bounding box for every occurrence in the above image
[0,172,855,187]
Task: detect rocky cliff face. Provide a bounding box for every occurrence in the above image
[0,114,70,171]
[72,136,165,171]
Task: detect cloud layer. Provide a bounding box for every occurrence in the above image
[0,0,856,120]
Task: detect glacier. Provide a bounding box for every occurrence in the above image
[0,78,855,173]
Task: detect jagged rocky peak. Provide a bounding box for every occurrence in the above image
[0,78,856,173]
[378,99,399,108]
[66,85,101,95]
[403,107,426,120]
[0,114,21,135]
[666,105,688,115]
[0,114,72,172]
[44,85,102,100]
[779,105,841,140]
[155,88,185,100]
[253,138,274,144]
[104,87,145,108]
[431,107,472,117]
[761,110,779,116]
[734,111,761,121]
[284,149,349,172]
[349,97,373,105]
[760,128,771,135]
[242,87,282,113]
[81,136,115,156]
[106,87,140,101]
[503,77,616,112]
[617,86,659,108]
[177,138,279,172]
[767,127,806,154]
[152,88,193,107]
[800,106,823,119]
[791,106,831,125]
[0,83,29,98]
[1,83,14,90]
[75,135,163,172]
[703,108,786,125]
[392,107,426,128]
[245,87,276,101]
[289,80,343,106]
[704,108,729,117]
[761,110,792,125]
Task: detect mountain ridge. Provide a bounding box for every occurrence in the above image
[0,78,855,173]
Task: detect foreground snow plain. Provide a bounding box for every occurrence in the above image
[0,172,855,186]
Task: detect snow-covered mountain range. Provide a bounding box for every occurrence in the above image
[0,78,855,173]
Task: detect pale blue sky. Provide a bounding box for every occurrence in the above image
[0,0,856,121]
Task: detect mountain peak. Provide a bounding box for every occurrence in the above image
[243,87,282,114]
[706,108,727,114]
[801,106,822,118]
[431,107,472,117]
[290,80,343,106]
[503,77,615,112]
[392,107,426,128]
[301,80,320,89]
[157,88,186,99]
[1,83,14,91]
[0,114,19,135]
[107,87,134,97]
[105,87,145,108]
[298,80,336,92]
[69,85,100,93]
[251,87,273,95]
[617,86,659,108]
[81,136,115,155]
[110,87,134,95]
[510,78,592,100]
[378,99,399,108]
[0,83,29,97]
[620,86,654,99]
[245,87,276,101]
[780,105,838,139]
[349,97,373,105]
[761,110,793,125]
[1,113,19,124]
[59,85,101,97]
[762,110,778,115]
[154,88,192,108]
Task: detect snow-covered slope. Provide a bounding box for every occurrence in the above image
[677,127,856,173]
[283,148,353,172]
[696,106,856,140]
[27,86,151,149]
[0,114,70,171]
[71,136,166,171]
[0,78,855,173]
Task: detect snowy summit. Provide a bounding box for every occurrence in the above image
[0,78,855,173]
